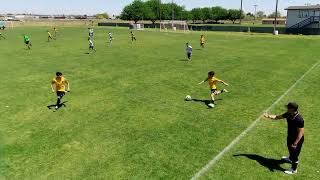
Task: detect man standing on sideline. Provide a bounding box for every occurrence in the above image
[264,102,305,174]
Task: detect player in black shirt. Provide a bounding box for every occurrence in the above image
[264,102,304,175]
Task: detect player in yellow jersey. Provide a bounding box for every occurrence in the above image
[199,71,229,108]
[200,35,205,48]
[53,27,58,38]
[130,31,136,42]
[49,72,70,111]
[47,30,54,42]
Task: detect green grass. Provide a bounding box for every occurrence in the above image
[0,27,320,179]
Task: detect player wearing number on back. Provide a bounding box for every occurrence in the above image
[200,35,205,48]
[199,71,229,108]
[23,34,32,49]
[108,32,113,44]
[50,72,70,112]
[88,37,96,53]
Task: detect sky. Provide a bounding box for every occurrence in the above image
[0,0,319,16]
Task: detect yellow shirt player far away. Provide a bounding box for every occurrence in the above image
[47,30,54,42]
[49,72,70,112]
[199,71,229,108]
[200,35,205,48]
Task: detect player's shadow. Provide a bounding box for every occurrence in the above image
[191,98,222,108]
[47,101,68,111]
[233,154,286,172]
[179,59,189,61]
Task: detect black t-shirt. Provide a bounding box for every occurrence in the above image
[282,112,304,141]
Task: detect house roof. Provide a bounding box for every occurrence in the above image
[285,5,320,10]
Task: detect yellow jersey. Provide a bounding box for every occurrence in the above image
[200,37,205,43]
[207,77,220,90]
[52,76,68,92]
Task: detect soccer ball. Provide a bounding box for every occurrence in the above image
[208,103,215,108]
[185,95,192,101]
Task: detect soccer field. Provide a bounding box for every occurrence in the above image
[1,27,320,179]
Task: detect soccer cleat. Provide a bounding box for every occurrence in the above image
[281,156,292,163]
[208,103,215,108]
[284,168,297,174]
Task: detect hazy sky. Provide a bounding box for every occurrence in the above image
[0,0,318,16]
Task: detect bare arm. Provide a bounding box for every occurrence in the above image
[293,128,304,145]
[263,113,284,120]
[65,81,70,92]
[51,83,55,92]
[217,79,229,86]
[198,78,208,85]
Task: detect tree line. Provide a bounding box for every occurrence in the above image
[120,0,244,24]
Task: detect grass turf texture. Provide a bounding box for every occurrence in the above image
[0,27,320,179]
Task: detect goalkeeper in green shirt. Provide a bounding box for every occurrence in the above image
[23,34,32,49]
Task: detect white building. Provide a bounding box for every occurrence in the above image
[286,5,320,29]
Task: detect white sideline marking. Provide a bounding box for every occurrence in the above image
[191,61,320,180]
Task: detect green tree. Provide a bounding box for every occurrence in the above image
[191,8,204,23]
[201,7,212,22]
[120,0,147,23]
[212,6,228,22]
[228,9,244,24]
[256,11,266,19]
[96,13,109,19]
[145,0,160,24]
[268,11,281,18]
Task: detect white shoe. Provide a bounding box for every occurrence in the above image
[284,168,297,174]
[208,103,215,108]
[281,156,292,163]
[223,89,229,93]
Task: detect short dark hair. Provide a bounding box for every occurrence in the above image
[56,72,63,76]
[287,102,299,111]
[208,71,215,76]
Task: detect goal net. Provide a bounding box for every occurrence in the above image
[130,23,144,30]
[160,21,189,32]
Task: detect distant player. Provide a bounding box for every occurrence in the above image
[88,28,94,39]
[0,32,5,40]
[108,32,113,43]
[23,34,32,49]
[186,43,193,61]
[53,27,58,38]
[198,71,229,108]
[200,35,205,48]
[47,30,54,42]
[88,37,96,53]
[130,31,136,42]
[50,72,70,112]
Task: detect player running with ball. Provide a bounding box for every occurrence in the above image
[199,71,229,108]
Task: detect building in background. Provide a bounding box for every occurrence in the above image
[286,5,320,29]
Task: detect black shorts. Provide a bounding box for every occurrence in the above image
[57,91,65,98]
[201,43,204,45]
[211,89,218,94]
[187,52,192,58]
[25,41,29,45]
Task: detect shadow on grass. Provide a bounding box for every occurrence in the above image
[179,59,189,61]
[191,98,222,108]
[233,154,286,172]
[47,101,68,111]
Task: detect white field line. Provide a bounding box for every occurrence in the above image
[191,60,320,180]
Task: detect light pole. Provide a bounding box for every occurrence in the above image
[274,0,279,34]
[240,0,243,25]
[254,4,258,21]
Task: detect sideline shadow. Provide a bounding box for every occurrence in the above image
[47,101,68,111]
[233,154,286,172]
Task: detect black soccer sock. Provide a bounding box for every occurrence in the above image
[292,162,298,170]
[56,98,61,106]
